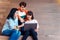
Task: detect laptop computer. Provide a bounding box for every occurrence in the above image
[24,23,37,31]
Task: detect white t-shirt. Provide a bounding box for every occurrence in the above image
[25,19,39,29]
[15,10,26,18]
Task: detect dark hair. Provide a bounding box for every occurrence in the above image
[27,11,34,19]
[19,2,26,7]
[7,8,18,20]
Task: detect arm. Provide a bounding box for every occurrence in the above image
[8,19,16,29]
[35,23,39,32]
[15,11,24,22]
[18,23,24,28]
[34,20,39,32]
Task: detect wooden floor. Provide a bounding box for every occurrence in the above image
[0,0,60,40]
[0,36,33,40]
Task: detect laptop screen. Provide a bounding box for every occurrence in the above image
[24,23,37,31]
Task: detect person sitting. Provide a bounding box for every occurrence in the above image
[2,8,23,40]
[22,11,39,40]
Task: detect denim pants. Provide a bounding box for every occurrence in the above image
[2,29,21,40]
[22,29,38,40]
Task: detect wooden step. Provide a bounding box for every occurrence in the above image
[0,36,9,40]
[0,35,33,40]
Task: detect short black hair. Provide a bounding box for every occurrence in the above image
[7,8,18,20]
[27,11,34,19]
[19,2,26,7]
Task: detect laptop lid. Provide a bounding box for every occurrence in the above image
[24,23,37,31]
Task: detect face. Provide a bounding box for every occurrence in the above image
[27,15,32,20]
[20,5,25,11]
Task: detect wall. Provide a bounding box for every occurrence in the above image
[0,0,60,40]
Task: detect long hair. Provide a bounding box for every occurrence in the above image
[7,8,18,20]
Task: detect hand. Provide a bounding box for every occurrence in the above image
[35,29,38,32]
[14,26,19,30]
[18,23,24,28]
[13,26,17,29]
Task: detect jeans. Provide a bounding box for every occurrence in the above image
[18,20,22,25]
[22,29,38,40]
[20,27,25,35]
[2,29,21,40]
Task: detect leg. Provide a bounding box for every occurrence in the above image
[20,27,24,35]
[9,30,21,40]
[22,31,30,40]
[30,29,38,40]
[2,30,12,36]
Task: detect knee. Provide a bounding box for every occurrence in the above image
[13,30,21,34]
[18,31,21,36]
[30,28,34,31]
[13,30,17,32]
[27,32,29,35]
[25,31,30,35]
